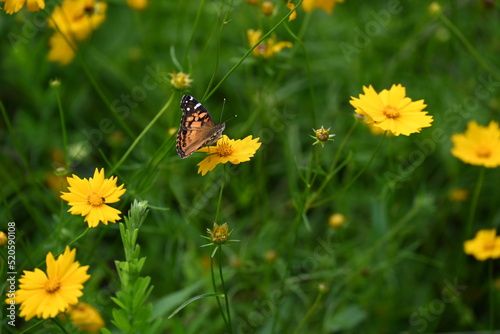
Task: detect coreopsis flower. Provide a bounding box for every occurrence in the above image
[60,168,126,228]
[207,222,231,245]
[169,71,193,90]
[65,302,105,333]
[126,0,147,10]
[449,188,468,202]
[464,229,500,261]
[350,84,433,136]
[260,1,274,16]
[0,231,7,247]
[47,0,107,65]
[2,0,44,14]
[247,29,293,59]
[7,247,90,321]
[328,213,345,228]
[428,2,442,15]
[202,222,238,257]
[197,135,262,176]
[311,126,335,147]
[286,3,297,21]
[302,0,344,14]
[451,120,500,168]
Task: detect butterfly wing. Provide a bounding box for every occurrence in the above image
[176,95,225,159]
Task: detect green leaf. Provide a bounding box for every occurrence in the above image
[152,280,205,319]
[168,293,224,319]
[324,304,367,332]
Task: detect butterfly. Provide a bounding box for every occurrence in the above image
[176,95,226,159]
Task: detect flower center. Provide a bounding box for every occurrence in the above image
[383,105,400,118]
[44,277,61,293]
[476,146,491,158]
[87,193,105,207]
[483,239,495,250]
[217,143,234,157]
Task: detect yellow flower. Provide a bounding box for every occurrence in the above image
[464,229,500,261]
[260,1,274,16]
[328,213,345,228]
[196,135,262,176]
[428,2,442,15]
[8,247,90,321]
[207,222,231,244]
[60,168,126,228]
[66,302,105,333]
[247,29,293,59]
[451,120,500,168]
[449,188,468,202]
[286,3,297,21]
[2,0,44,14]
[0,231,7,247]
[169,71,193,90]
[302,0,344,14]
[126,0,147,10]
[349,84,433,136]
[47,0,107,65]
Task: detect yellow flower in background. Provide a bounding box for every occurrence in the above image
[7,247,90,321]
[66,302,105,333]
[302,0,344,14]
[60,168,126,228]
[451,120,500,168]
[0,231,7,246]
[1,0,44,14]
[169,71,193,90]
[286,3,297,21]
[260,1,274,16]
[247,29,293,59]
[464,229,500,261]
[47,0,107,65]
[126,0,147,10]
[328,213,345,228]
[350,84,433,136]
[197,135,262,176]
[449,188,468,202]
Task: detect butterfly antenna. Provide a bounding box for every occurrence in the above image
[219,98,227,123]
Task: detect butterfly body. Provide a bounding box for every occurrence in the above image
[176,95,225,159]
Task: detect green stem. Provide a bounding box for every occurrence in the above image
[50,318,69,333]
[183,0,207,67]
[45,10,134,138]
[489,259,494,330]
[55,85,68,166]
[210,254,228,326]
[439,13,500,82]
[218,248,233,334]
[109,94,175,174]
[306,120,359,209]
[67,228,89,248]
[292,290,325,334]
[313,129,385,208]
[465,167,485,238]
[204,1,300,101]
[214,167,226,223]
[340,132,386,192]
[203,0,233,102]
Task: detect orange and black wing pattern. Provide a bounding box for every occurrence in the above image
[176,95,225,159]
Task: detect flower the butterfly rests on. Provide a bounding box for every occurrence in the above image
[176,95,226,159]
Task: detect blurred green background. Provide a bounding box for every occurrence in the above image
[1,0,500,333]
